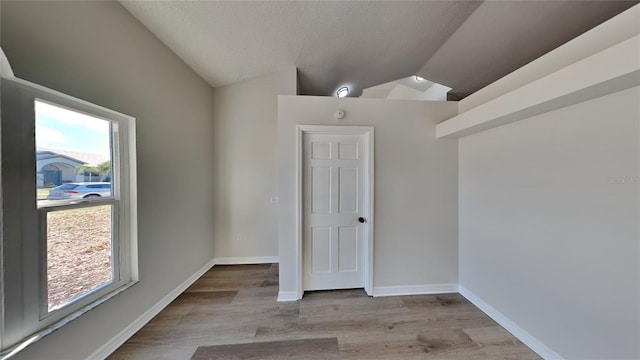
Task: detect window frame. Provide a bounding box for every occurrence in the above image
[0,77,138,353]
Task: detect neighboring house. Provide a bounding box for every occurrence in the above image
[36,148,109,187]
[36,150,85,187]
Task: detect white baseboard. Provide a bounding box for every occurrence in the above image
[214,256,279,265]
[86,258,216,360]
[277,291,299,302]
[458,286,564,360]
[372,283,458,297]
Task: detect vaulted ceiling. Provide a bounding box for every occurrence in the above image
[120,1,637,99]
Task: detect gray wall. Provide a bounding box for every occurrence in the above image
[277,96,460,294]
[213,69,297,260]
[459,86,640,359]
[1,1,216,359]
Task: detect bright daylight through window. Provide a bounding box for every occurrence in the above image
[35,100,116,311]
[0,78,137,355]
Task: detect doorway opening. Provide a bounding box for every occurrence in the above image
[296,125,374,299]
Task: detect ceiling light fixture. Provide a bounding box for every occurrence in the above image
[415,76,425,81]
[336,87,349,98]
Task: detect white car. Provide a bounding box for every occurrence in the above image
[47,182,112,200]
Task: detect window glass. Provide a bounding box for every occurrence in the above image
[35,100,113,203]
[46,205,114,311]
[34,100,117,314]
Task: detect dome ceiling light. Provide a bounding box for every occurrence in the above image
[336,87,349,98]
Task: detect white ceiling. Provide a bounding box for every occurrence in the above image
[120,1,636,99]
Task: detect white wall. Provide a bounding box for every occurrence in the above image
[1,2,216,359]
[452,7,640,358]
[386,84,425,100]
[362,81,450,101]
[212,70,297,261]
[459,86,640,359]
[385,83,450,101]
[277,96,459,296]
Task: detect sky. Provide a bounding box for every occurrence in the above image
[35,100,111,157]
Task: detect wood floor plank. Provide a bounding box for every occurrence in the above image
[401,294,475,310]
[187,278,276,292]
[463,325,519,344]
[416,328,477,354]
[172,291,238,305]
[108,264,541,360]
[255,316,384,339]
[231,287,279,305]
[191,337,339,360]
[299,295,407,319]
[379,311,499,334]
[338,333,438,359]
[108,344,196,360]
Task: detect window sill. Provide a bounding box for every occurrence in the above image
[0,281,138,360]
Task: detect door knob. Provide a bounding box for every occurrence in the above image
[358,217,366,223]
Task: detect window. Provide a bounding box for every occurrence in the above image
[1,77,138,354]
[36,99,118,313]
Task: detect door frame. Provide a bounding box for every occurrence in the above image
[295,125,374,299]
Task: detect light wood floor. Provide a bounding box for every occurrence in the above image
[108,264,540,359]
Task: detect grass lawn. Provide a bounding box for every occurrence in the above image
[34,187,114,310]
[46,205,113,310]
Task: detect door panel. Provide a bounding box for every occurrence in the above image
[311,227,331,273]
[311,167,331,214]
[338,227,358,272]
[312,142,331,160]
[303,133,367,291]
[338,142,358,160]
[339,167,358,213]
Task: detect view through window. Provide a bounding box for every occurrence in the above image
[35,100,116,311]
[1,77,136,352]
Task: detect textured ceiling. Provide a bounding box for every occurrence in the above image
[120,1,637,98]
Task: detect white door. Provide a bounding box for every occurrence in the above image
[303,132,368,290]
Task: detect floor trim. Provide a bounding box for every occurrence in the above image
[214,256,279,265]
[372,283,458,297]
[86,258,216,360]
[459,286,564,360]
[277,291,299,302]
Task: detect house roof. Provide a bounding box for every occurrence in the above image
[36,148,108,166]
[119,1,637,99]
[36,150,86,165]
